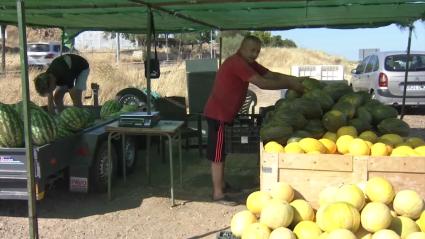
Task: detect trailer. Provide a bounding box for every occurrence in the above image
[0,107,138,200]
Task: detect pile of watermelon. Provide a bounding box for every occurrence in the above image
[100,99,138,119]
[260,79,411,146]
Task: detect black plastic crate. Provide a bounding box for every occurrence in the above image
[225,115,260,154]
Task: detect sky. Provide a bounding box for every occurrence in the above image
[274,20,425,61]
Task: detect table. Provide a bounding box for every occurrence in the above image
[105,120,184,206]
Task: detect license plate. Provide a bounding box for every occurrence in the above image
[406,84,425,91]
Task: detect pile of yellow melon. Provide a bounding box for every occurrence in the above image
[229,177,425,239]
[264,126,425,157]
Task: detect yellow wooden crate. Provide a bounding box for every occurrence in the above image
[259,142,425,209]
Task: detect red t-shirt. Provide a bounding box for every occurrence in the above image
[203,53,269,122]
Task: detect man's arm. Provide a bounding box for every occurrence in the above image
[47,92,55,115]
[248,70,304,93]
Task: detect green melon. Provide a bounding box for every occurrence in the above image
[322,110,348,132]
[338,93,364,108]
[323,82,353,101]
[377,118,410,137]
[273,110,308,130]
[355,107,373,124]
[332,102,356,119]
[285,89,302,100]
[290,98,323,119]
[302,78,323,91]
[371,105,398,125]
[304,119,326,139]
[0,103,24,148]
[31,109,57,145]
[349,118,372,133]
[59,107,91,131]
[303,89,334,111]
[100,99,122,119]
[260,124,293,145]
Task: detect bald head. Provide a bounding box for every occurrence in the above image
[238,35,262,63]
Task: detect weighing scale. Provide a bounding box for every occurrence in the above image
[118,111,160,128]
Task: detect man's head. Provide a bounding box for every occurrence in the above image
[238,35,262,63]
[34,73,56,96]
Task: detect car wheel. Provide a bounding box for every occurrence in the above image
[115,87,150,111]
[117,136,138,175]
[90,141,117,193]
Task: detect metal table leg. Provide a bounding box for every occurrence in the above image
[166,134,175,206]
[179,130,182,187]
[107,132,113,200]
[122,134,126,182]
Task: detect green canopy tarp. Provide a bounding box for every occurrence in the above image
[0,1,424,33]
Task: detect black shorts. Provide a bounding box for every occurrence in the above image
[206,117,226,163]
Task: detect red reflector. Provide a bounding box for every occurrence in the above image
[49,158,57,166]
[76,147,89,156]
[379,72,388,87]
[45,53,55,59]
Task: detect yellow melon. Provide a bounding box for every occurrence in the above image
[348,138,371,156]
[319,186,338,206]
[361,202,392,232]
[359,130,378,143]
[389,216,420,238]
[260,200,294,229]
[327,228,357,239]
[231,210,257,237]
[318,232,329,239]
[391,146,417,157]
[269,227,296,239]
[293,221,322,239]
[334,184,365,211]
[337,126,358,138]
[372,229,401,239]
[284,142,305,154]
[264,141,285,153]
[417,211,425,232]
[290,199,315,226]
[270,182,294,203]
[365,177,395,205]
[415,146,425,156]
[323,131,337,142]
[317,202,361,232]
[336,135,354,154]
[407,232,425,239]
[319,138,337,154]
[356,226,373,239]
[246,191,272,215]
[370,142,389,156]
[393,190,424,219]
[241,222,271,239]
[299,138,327,153]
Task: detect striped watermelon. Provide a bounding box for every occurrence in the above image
[31,109,57,146]
[13,100,43,117]
[56,125,74,139]
[100,99,122,119]
[59,107,91,131]
[0,103,24,147]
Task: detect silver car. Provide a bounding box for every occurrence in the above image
[351,51,425,106]
[27,42,69,67]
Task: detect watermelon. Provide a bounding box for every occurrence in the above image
[100,99,122,119]
[285,89,301,100]
[355,107,373,124]
[13,100,43,118]
[273,110,308,130]
[377,118,410,137]
[56,125,74,139]
[338,93,364,108]
[322,110,348,132]
[332,102,356,119]
[323,82,353,101]
[119,104,138,113]
[349,118,372,133]
[304,119,326,139]
[31,109,57,145]
[371,105,398,125]
[260,124,293,145]
[302,78,322,91]
[0,103,24,147]
[303,89,334,111]
[290,98,323,119]
[59,107,91,131]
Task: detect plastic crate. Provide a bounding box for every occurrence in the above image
[217,231,239,239]
[225,115,260,154]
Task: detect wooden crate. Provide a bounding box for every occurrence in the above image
[260,142,425,209]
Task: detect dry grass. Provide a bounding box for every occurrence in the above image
[0,47,355,106]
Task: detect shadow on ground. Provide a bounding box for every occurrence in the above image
[0,145,259,220]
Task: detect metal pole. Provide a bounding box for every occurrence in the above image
[219,35,223,65]
[400,25,413,120]
[165,33,169,61]
[17,0,38,238]
[60,28,64,56]
[210,30,213,58]
[146,8,152,113]
[1,25,6,73]
[116,32,120,64]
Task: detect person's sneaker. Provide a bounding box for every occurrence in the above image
[212,195,238,206]
[223,182,241,194]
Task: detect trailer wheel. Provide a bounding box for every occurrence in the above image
[118,136,138,175]
[91,141,117,193]
[115,88,148,111]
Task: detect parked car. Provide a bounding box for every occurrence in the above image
[351,51,425,106]
[27,42,70,67]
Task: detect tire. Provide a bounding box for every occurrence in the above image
[115,87,149,111]
[117,136,138,175]
[90,141,118,193]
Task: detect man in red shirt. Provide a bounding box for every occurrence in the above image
[204,35,306,205]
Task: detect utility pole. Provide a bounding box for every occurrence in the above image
[116,32,120,64]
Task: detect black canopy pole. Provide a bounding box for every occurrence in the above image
[1,25,6,73]
[60,28,65,56]
[219,35,222,65]
[400,24,413,120]
[146,8,152,113]
[16,0,38,238]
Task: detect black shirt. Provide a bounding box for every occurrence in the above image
[46,54,89,89]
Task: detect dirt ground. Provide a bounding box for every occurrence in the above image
[1,89,424,239]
